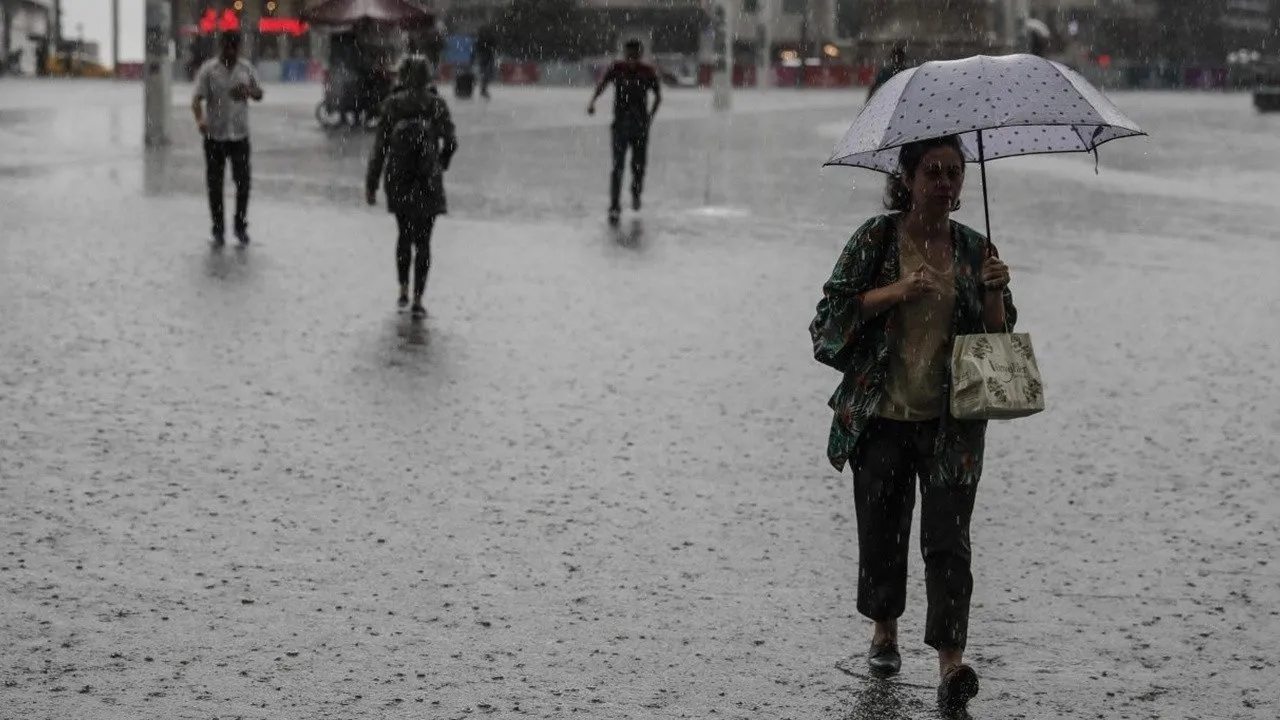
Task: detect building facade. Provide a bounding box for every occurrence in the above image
[851,0,1002,62]
[1,0,52,75]
[1028,0,1278,65]
[430,0,841,62]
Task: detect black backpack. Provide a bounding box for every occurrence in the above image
[385,114,439,186]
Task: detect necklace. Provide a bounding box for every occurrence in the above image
[900,223,952,274]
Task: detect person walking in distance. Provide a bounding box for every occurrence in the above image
[867,44,908,103]
[366,56,458,318]
[192,31,263,246]
[474,23,498,100]
[587,39,661,226]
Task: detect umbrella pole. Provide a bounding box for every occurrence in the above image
[977,130,992,242]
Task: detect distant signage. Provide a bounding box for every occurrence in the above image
[195,9,309,36]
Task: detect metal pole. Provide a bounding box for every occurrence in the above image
[112,0,119,73]
[1002,0,1013,52]
[711,0,732,110]
[724,0,733,100]
[52,0,63,71]
[144,0,173,148]
[977,130,992,242]
[757,0,772,89]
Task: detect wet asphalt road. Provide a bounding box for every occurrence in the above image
[1,79,1278,719]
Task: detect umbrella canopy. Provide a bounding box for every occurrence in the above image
[826,54,1145,173]
[302,0,433,27]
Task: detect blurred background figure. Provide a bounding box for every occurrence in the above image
[474,23,498,100]
[587,39,661,226]
[867,44,909,102]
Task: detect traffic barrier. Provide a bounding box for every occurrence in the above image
[774,65,800,87]
[281,59,309,83]
[698,64,860,88]
[803,64,854,88]
[115,62,144,80]
[499,61,539,85]
[695,64,762,87]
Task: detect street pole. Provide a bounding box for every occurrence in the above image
[144,0,173,148]
[757,0,773,89]
[711,0,732,110]
[52,0,62,70]
[112,0,119,74]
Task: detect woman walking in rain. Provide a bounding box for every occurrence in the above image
[366,55,458,317]
[809,134,1015,714]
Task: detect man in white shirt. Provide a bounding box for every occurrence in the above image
[192,32,264,246]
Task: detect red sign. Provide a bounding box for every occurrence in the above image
[259,17,309,35]
[197,9,308,36]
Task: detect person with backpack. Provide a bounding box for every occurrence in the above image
[366,56,458,317]
[587,39,662,226]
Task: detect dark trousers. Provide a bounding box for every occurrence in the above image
[852,417,979,651]
[395,212,436,299]
[204,138,251,235]
[478,60,494,96]
[609,125,649,211]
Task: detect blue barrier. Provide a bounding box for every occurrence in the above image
[281,59,308,83]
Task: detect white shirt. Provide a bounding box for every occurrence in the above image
[193,58,260,142]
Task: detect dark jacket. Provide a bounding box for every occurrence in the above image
[366,86,458,216]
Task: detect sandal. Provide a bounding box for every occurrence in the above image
[937,663,979,713]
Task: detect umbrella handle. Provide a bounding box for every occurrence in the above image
[975,130,1010,334]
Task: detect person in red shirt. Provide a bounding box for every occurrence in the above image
[587,39,662,225]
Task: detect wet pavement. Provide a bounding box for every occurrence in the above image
[1,79,1278,719]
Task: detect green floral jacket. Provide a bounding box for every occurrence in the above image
[809,213,1018,488]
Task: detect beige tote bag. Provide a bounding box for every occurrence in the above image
[950,333,1045,420]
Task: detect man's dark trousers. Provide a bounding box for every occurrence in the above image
[609,122,649,211]
[204,138,251,236]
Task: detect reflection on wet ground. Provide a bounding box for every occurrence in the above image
[1,82,1277,720]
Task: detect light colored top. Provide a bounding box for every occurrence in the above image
[877,229,956,422]
[193,58,260,142]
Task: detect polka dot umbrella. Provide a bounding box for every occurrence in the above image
[825,54,1147,241]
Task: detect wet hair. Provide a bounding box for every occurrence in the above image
[884,135,965,212]
[890,44,906,63]
[220,31,242,50]
[624,39,643,57]
[397,55,434,91]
